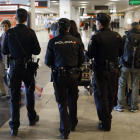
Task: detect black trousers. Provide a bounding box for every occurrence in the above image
[93,71,117,130]
[54,75,78,136]
[9,63,36,130]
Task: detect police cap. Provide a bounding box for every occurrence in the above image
[93,13,111,23]
[16,8,27,18]
[58,18,70,29]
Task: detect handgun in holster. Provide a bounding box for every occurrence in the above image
[78,68,83,82]
[58,67,67,81]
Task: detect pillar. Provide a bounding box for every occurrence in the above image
[29,0,35,30]
[60,0,71,19]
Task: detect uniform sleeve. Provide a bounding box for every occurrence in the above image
[31,30,41,55]
[118,35,124,57]
[44,40,54,67]
[85,35,97,59]
[2,32,10,55]
[78,42,85,67]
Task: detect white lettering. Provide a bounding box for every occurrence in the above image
[55,41,74,45]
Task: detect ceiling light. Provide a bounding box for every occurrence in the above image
[110,0,120,1]
[79,2,88,3]
[51,1,57,2]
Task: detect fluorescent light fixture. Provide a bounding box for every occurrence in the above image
[51,1,57,2]
[79,1,88,3]
[110,0,120,1]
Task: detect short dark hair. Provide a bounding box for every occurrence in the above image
[1,19,11,28]
[70,20,78,31]
[131,22,140,29]
[100,21,109,28]
[16,8,27,23]
[16,16,27,23]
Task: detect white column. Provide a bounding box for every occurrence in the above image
[29,0,35,30]
[60,0,71,19]
[10,0,29,5]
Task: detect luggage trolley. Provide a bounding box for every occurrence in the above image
[79,58,94,95]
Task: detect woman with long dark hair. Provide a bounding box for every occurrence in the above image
[70,20,82,40]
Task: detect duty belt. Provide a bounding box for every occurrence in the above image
[10,57,30,66]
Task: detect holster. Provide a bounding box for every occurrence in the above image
[57,67,80,81]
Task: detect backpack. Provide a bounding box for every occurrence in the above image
[123,33,140,69]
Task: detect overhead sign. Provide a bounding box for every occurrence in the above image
[0,5,18,11]
[35,1,47,7]
[35,2,39,7]
[129,0,140,5]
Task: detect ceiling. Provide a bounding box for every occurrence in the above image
[35,0,140,14]
[0,0,139,14]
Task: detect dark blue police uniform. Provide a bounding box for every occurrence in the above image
[2,9,41,134]
[45,18,84,139]
[85,13,123,131]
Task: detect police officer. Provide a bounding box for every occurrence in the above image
[45,18,84,139]
[85,13,123,131]
[2,8,41,136]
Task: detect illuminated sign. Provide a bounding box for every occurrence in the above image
[0,5,18,11]
[35,1,47,7]
[35,2,39,7]
[129,0,140,5]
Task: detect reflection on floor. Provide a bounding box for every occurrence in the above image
[1,28,139,140]
[0,92,26,127]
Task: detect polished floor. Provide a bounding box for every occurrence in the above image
[1,28,140,140]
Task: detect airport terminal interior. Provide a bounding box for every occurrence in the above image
[1,0,140,140]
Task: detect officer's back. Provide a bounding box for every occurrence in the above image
[45,24,84,69]
[2,8,41,136]
[3,22,40,58]
[94,28,123,62]
[86,25,123,64]
[45,18,84,139]
[85,13,123,132]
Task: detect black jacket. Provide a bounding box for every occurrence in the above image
[120,29,140,68]
[45,32,84,69]
[51,23,58,31]
[86,28,123,65]
[2,24,41,58]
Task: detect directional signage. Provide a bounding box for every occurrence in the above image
[129,0,140,5]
